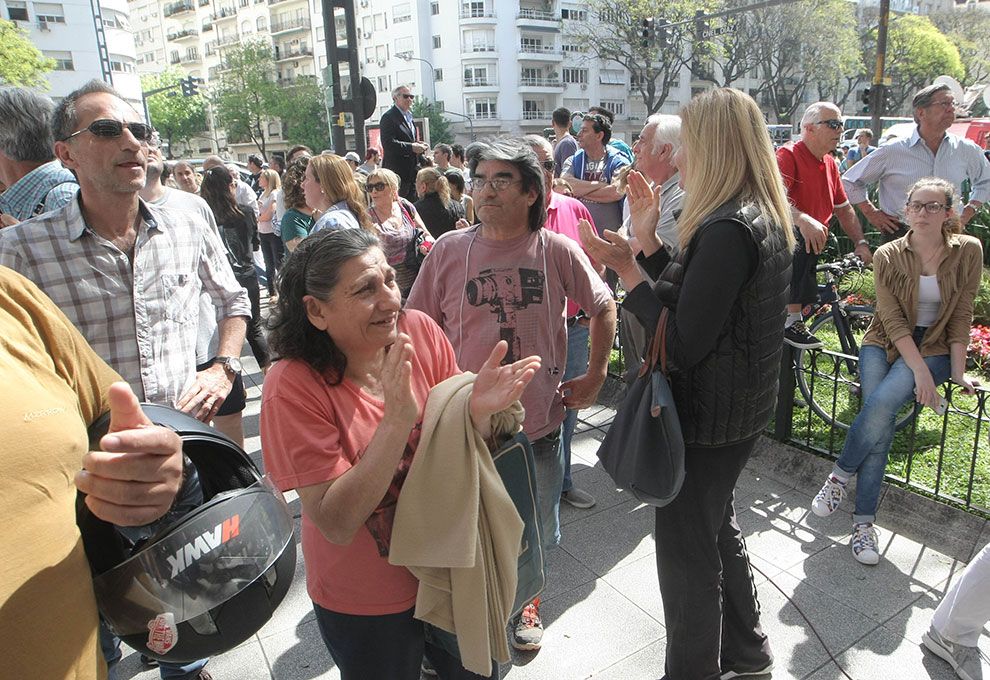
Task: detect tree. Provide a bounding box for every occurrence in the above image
[748,0,860,123]
[411,98,452,145]
[692,1,761,89]
[273,75,330,154]
[567,0,710,116]
[0,19,55,88]
[931,8,990,86]
[140,69,208,159]
[212,39,282,157]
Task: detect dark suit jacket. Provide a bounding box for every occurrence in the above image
[380,105,419,185]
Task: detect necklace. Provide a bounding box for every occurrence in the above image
[920,243,944,272]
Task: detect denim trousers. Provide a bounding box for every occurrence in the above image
[560,322,590,493]
[531,427,564,551]
[258,232,284,295]
[834,342,950,523]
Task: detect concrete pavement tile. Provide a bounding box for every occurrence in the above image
[501,581,664,679]
[798,660,851,680]
[968,520,990,562]
[882,577,990,646]
[577,405,616,428]
[784,543,932,623]
[568,431,605,467]
[560,464,632,527]
[600,553,665,626]
[753,578,839,680]
[558,499,656,576]
[541,546,598,602]
[737,506,835,573]
[820,627,961,680]
[118,641,272,680]
[588,639,668,680]
[262,617,340,680]
[748,488,856,544]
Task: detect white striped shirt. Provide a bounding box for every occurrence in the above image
[841,126,990,220]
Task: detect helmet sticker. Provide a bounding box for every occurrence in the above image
[147,613,179,655]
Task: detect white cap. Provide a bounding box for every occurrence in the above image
[344,152,360,163]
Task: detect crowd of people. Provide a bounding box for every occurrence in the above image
[1,75,989,680]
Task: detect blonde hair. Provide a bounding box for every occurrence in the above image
[906,176,962,237]
[676,88,795,252]
[309,154,374,232]
[416,166,451,205]
[367,167,401,198]
[259,168,281,197]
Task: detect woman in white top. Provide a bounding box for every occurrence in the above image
[257,168,283,298]
[303,154,374,234]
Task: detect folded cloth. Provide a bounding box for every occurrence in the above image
[389,373,525,677]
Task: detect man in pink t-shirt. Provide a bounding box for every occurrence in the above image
[406,137,616,653]
[777,101,873,350]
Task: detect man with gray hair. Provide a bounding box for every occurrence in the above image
[779,101,872,349]
[843,83,990,242]
[0,87,78,224]
[380,84,428,200]
[407,137,615,653]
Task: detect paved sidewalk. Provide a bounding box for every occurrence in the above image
[117,363,990,680]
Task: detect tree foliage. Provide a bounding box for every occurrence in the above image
[273,75,330,154]
[140,69,207,159]
[212,40,282,156]
[0,19,56,88]
[931,8,990,86]
[412,98,453,145]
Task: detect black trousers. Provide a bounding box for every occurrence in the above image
[654,436,772,680]
[237,275,271,369]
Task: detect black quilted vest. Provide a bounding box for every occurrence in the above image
[656,201,792,447]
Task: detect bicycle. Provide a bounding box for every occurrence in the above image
[793,254,918,432]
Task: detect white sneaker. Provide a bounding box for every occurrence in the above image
[851,522,880,565]
[923,625,987,680]
[811,475,846,517]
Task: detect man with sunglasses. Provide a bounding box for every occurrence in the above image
[380,85,428,201]
[843,83,990,243]
[777,102,873,350]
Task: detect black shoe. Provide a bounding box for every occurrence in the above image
[139,655,159,668]
[784,321,823,349]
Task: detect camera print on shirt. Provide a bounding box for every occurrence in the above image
[466,267,546,364]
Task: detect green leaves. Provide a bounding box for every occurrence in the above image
[141,68,207,158]
[0,19,56,88]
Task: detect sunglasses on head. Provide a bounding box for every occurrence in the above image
[367,182,389,192]
[60,119,158,144]
[815,119,844,131]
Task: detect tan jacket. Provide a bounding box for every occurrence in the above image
[389,373,525,677]
[863,231,983,363]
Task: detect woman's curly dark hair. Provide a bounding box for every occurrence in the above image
[268,228,381,383]
[282,156,310,211]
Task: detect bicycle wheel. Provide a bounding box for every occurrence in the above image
[795,305,917,432]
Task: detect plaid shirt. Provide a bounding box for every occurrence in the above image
[0,195,250,406]
[0,161,79,221]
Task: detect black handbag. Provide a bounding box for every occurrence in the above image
[597,307,685,507]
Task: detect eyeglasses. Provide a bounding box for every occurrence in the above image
[472,177,522,192]
[366,182,388,192]
[60,119,158,145]
[927,99,956,110]
[814,119,844,131]
[399,94,414,100]
[540,159,555,172]
[905,200,947,214]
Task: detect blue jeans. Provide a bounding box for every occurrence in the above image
[834,343,950,523]
[560,322,590,493]
[101,623,208,680]
[531,427,564,551]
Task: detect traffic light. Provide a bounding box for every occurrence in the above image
[655,19,669,48]
[694,10,709,39]
[180,76,201,97]
[882,87,893,114]
[860,87,871,114]
[640,17,654,49]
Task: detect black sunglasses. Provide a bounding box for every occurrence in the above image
[540,159,555,172]
[815,119,844,131]
[400,94,415,100]
[366,182,389,192]
[60,119,157,144]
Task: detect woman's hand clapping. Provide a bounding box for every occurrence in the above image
[382,333,419,426]
[469,341,541,439]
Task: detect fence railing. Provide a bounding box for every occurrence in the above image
[773,345,990,517]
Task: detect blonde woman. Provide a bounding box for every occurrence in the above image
[280,157,316,253]
[257,168,283,298]
[304,154,374,233]
[810,177,982,565]
[580,88,794,679]
[366,167,430,298]
[414,166,464,238]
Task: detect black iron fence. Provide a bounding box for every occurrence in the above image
[773,345,990,518]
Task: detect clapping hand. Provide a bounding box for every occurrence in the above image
[625,171,663,254]
[383,333,419,426]
[469,341,541,439]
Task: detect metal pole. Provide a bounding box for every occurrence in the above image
[870,0,890,138]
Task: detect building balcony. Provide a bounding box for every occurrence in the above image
[184,51,202,63]
[458,8,496,24]
[167,28,199,41]
[269,0,305,6]
[271,16,310,35]
[461,44,497,60]
[212,6,237,21]
[519,76,563,92]
[518,44,562,61]
[201,21,213,31]
[163,0,195,18]
[170,54,181,64]
[467,111,500,122]
[275,45,312,61]
[463,77,499,92]
[521,110,550,122]
[216,33,240,47]
[516,8,561,30]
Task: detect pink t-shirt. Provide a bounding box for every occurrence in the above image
[406,226,612,440]
[545,191,597,318]
[260,309,459,615]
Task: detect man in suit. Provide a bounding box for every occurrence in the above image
[380,84,428,200]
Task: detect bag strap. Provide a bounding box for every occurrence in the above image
[638,306,670,378]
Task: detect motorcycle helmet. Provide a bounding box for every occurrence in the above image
[77,404,297,663]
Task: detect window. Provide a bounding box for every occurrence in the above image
[109,54,136,73]
[432,35,441,49]
[560,8,587,20]
[373,12,386,30]
[316,26,324,40]
[430,1,439,14]
[599,69,624,85]
[6,1,28,21]
[562,68,588,84]
[434,68,442,81]
[377,75,390,91]
[35,3,65,23]
[392,2,410,23]
[45,50,74,70]
[463,29,494,51]
[520,37,543,51]
[600,100,624,116]
[185,46,199,60]
[562,43,587,53]
[464,65,492,86]
[394,37,413,55]
[434,100,444,111]
[521,67,540,85]
[469,97,497,119]
[462,0,486,17]
[256,16,266,31]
